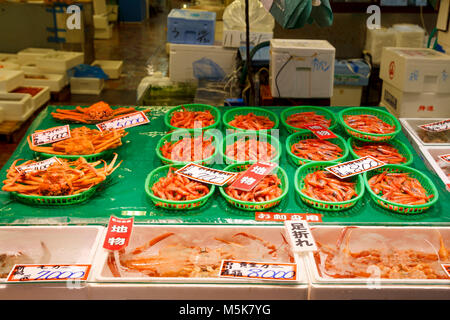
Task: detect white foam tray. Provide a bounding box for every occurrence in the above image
[18,85,50,110]
[0,92,34,122]
[24,73,65,93]
[17,48,56,65]
[419,145,450,191]
[36,51,84,72]
[0,69,24,93]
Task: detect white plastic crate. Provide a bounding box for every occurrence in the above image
[331,85,363,106]
[0,69,24,93]
[24,73,65,93]
[17,48,55,65]
[70,77,104,95]
[91,60,123,79]
[364,28,396,66]
[419,145,450,191]
[270,39,335,98]
[36,51,84,73]
[0,92,33,122]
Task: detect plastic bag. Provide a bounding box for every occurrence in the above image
[68,64,109,79]
[192,57,226,81]
[223,0,274,32]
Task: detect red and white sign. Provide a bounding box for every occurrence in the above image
[103,216,134,251]
[96,111,149,132]
[438,154,450,163]
[303,124,337,140]
[325,155,386,179]
[229,161,278,192]
[31,125,71,146]
[255,212,323,223]
[419,119,450,132]
[6,264,91,282]
[15,157,62,174]
[441,264,450,278]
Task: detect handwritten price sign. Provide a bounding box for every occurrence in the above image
[284,220,317,253]
[15,157,62,174]
[325,156,386,179]
[96,111,149,132]
[219,260,297,281]
[6,264,91,282]
[175,163,238,186]
[31,125,71,146]
[419,119,450,132]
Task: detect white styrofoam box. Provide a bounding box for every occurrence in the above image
[222,28,273,48]
[439,29,450,47]
[12,86,50,110]
[0,61,20,70]
[93,0,107,14]
[20,63,41,74]
[331,85,363,106]
[400,118,450,149]
[270,39,335,98]
[24,73,65,93]
[93,13,109,29]
[91,60,123,79]
[419,145,450,191]
[36,51,84,73]
[381,81,450,118]
[305,226,450,300]
[392,24,425,48]
[0,226,104,300]
[0,69,24,92]
[0,93,33,122]
[17,48,56,65]
[70,77,104,95]
[0,53,18,64]
[95,24,113,40]
[380,47,450,94]
[169,43,237,82]
[107,4,119,22]
[364,27,396,66]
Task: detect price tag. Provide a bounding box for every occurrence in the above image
[441,264,450,278]
[284,220,317,253]
[6,264,91,282]
[219,260,297,281]
[96,111,150,132]
[175,162,238,186]
[103,216,134,251]
[15,157,62,174]
[255,212,323,223]
[31,125,71,146]
[438,154,450,163]
[303,124,337,140]
[325,155,386,179]
[229,161,278,191]
[419,119,450,132]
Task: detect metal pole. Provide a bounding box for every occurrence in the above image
[245,0,255,105]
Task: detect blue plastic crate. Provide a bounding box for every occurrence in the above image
[167,9,216,45]
[334,59,371,86]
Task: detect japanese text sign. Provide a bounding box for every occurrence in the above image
[219,260,297,281]
[325,155,385,179]
[229,162,278,191]
[175,162,238,186]
[15,157,61,174]
[103,216,134,251]
[96,111,149,132]
[31,125,71,146]
[303,124,337,140]
[284,220,317,253]
[419,119,450,132]
[255,212,323,223]
[6,264,91,282]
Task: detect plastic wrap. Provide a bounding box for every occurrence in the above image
[223,0,274,32]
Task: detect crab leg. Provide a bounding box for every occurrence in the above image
[131,232,175,255]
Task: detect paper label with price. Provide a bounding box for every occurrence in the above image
[6,264,91,282]
[103,216,134,251]
[229,162,278,191]
[255,212,323,223]
[325,155,386,179]
[219,260,297,281]
[31,125,71,146]
[438,154,450,163]
[303,124,337,140]
[441,264,450,278]
[96,111,149,131]
[419,119,450,132]
[284,220,317,253]
[15,157,62,174]
[175,163,238,186]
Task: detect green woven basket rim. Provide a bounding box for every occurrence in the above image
[338,107,401,138]
[145,164,216,205]
[218,162,289,207]
[294,161,365,206]
[221,131,282,165]
[155,130,220,165]
[347,137,413,166]
[12,184,99,201]
[35,149,114,161]
[363,164,439,209]
[286,132,349,165]
[280,106,338,133]
[164,104,221,131]
[222,107,280,132]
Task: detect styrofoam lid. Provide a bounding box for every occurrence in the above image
[385,47,450,60]
[271,39,335,49]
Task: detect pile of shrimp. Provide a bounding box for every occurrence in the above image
[344,114,396,134]
[302,171,357,202]
[286,112,331,129]
[151,167,210,201]
[225,138,276,162]
[368,172,434,205]
[228,113,275,130]
[170,107,215,129]
[353,143,407,164]
[225,173,282,202]
[160,135,215,162]
[291,139,343,161]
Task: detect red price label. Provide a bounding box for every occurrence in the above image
[255,212,323,223]
[103,216,134,251]
[303,124,337,140]
[229,162,278,192]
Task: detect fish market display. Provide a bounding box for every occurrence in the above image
[107,231,293,278]
[228,113,275,131]
[302,171,358,202]
[160,135,215,162]
[368,172,434,205]
[418,130,449,143]
[2,154,122,196]
[1,241,50,278]
[151,167,210,201]
[225,138,276,162]
[353,143,407,164]
[169,106,216,129]
[28,126,128,155]
[291,139,343,161]
[224,173,282,202]
[286,112,331,129]
[344,114,396,134]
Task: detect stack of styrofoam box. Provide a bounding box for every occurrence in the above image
[379,47,450,118]
[94,0,112,39]
[167,9,216,45]
[437,0,450,54]
[0,69,32,122]
[70,77,105,95]
[331,59,370,106]
[0,53,20,71]
[270,39,335,98]
[91,60,123,79]
[17,48,56,74]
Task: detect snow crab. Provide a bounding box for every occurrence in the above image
[0,241,50,278]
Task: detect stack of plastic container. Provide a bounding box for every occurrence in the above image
[93,0,113,39]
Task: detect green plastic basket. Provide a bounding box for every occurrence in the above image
[294,161,365,211]
[280,106,338,134]
[363,164,439,214]
[222,107,279,133]
[286,132,349,166]
[155,130,219,166]
[11,185,99,206]
[219,162,289,211]
[347,137,413,166]
[221,132,281,165]
[164,104,221,131]
[35,149,114,163]
[145,164,215,210]
[338,107,401,142]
